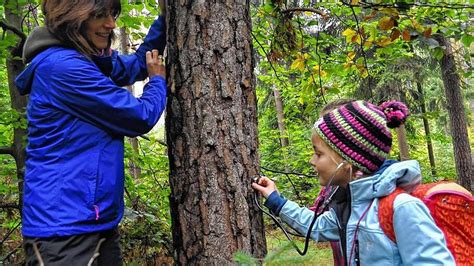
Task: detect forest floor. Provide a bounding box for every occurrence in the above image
[263,229,333,265]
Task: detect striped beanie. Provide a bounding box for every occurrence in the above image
[313,100,409,174]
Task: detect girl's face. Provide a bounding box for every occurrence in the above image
[309,134,351,187]
[84,13,116,50]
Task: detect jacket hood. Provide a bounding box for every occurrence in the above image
[15,27,62,96]
[350,160,421,201]
[15,47,58,96]
[23,27,62,64]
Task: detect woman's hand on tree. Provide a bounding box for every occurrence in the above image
[146,49,165,79]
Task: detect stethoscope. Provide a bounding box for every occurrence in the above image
[252,160,348,256]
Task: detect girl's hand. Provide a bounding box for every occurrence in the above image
[146,49,165,78]
[251,176,278,198]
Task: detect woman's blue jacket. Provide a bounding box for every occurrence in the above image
[15,17,167,237]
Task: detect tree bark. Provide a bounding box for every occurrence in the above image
[273,85,290,172]
[5,0,27,211]
[416,80,436,177]
[119,27,142,182]
[395,125,410,161]
[166,1,266,264]
[273,86,289,148]
[434,35,473,191]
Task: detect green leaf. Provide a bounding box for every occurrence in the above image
[461,34,474,48]
[433,47,444,60]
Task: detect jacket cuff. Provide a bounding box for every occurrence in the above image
[264,191,287,215]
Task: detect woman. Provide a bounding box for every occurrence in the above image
[15,0,167,264]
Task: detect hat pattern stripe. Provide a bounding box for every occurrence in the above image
[339,106,391,154]
[346,103,392,147]
[318,121,380,172]
[325,113,384,167]
[355,101,387,126]
[334,109,388,159]
[315,124,371,173]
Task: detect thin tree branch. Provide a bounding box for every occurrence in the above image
[0,20,26,41]
[0,203,20,209]
[1,243,22,263]
[295,18,327,104]
[250,31,289,88]
[343,1,373,95]
[260,166,317,178]
[0,146,14,156]
[0,221,21,247]
[282,7,328,18]
[358,1,474,10]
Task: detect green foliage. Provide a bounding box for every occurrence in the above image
[120,130,173,263]
[252,1,472,203]
[0,0,472,264]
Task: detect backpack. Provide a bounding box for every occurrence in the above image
[378,182,474,265]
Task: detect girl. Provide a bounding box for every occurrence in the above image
[309,98,354,266]
[15,0,167,265]
[252,100,454,265]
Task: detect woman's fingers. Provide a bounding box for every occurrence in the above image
[146,49,166,78]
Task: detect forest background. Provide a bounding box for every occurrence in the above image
[0,0,472,264]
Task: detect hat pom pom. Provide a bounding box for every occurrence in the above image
[379,101,409,128]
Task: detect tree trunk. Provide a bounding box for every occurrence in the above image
[273,85,290,172]
[166,1,266,264]
[416,80,436,177]
[395,125,410,161]
[4,0,27,211]
[119,27,141,181]
[435,35,473,191]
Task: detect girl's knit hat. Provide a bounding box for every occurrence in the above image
[313,100,409,174]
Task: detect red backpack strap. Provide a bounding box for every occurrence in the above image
[378,188,405,243]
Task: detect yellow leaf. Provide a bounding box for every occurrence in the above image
[351,34,362,45]
[376,37,393,47]
[351,0,359,4]
[411,19,424,32]
[304,11,313,16]
[290,59,304,71]
[290,54,308,72]
[380,8,399,17]
[348,52,356,60]
[363,41,373,47]
[379,16,394,31]
[342,28,356,37]
[312,65,327,77]
[342,28,357,43]
[360,68,369,78]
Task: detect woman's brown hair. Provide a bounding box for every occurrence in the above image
[42,0,121,55]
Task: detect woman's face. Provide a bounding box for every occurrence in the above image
[84,14,116,50]
[309,134,350,187]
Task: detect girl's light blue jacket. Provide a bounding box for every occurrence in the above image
[270,160,455,265]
